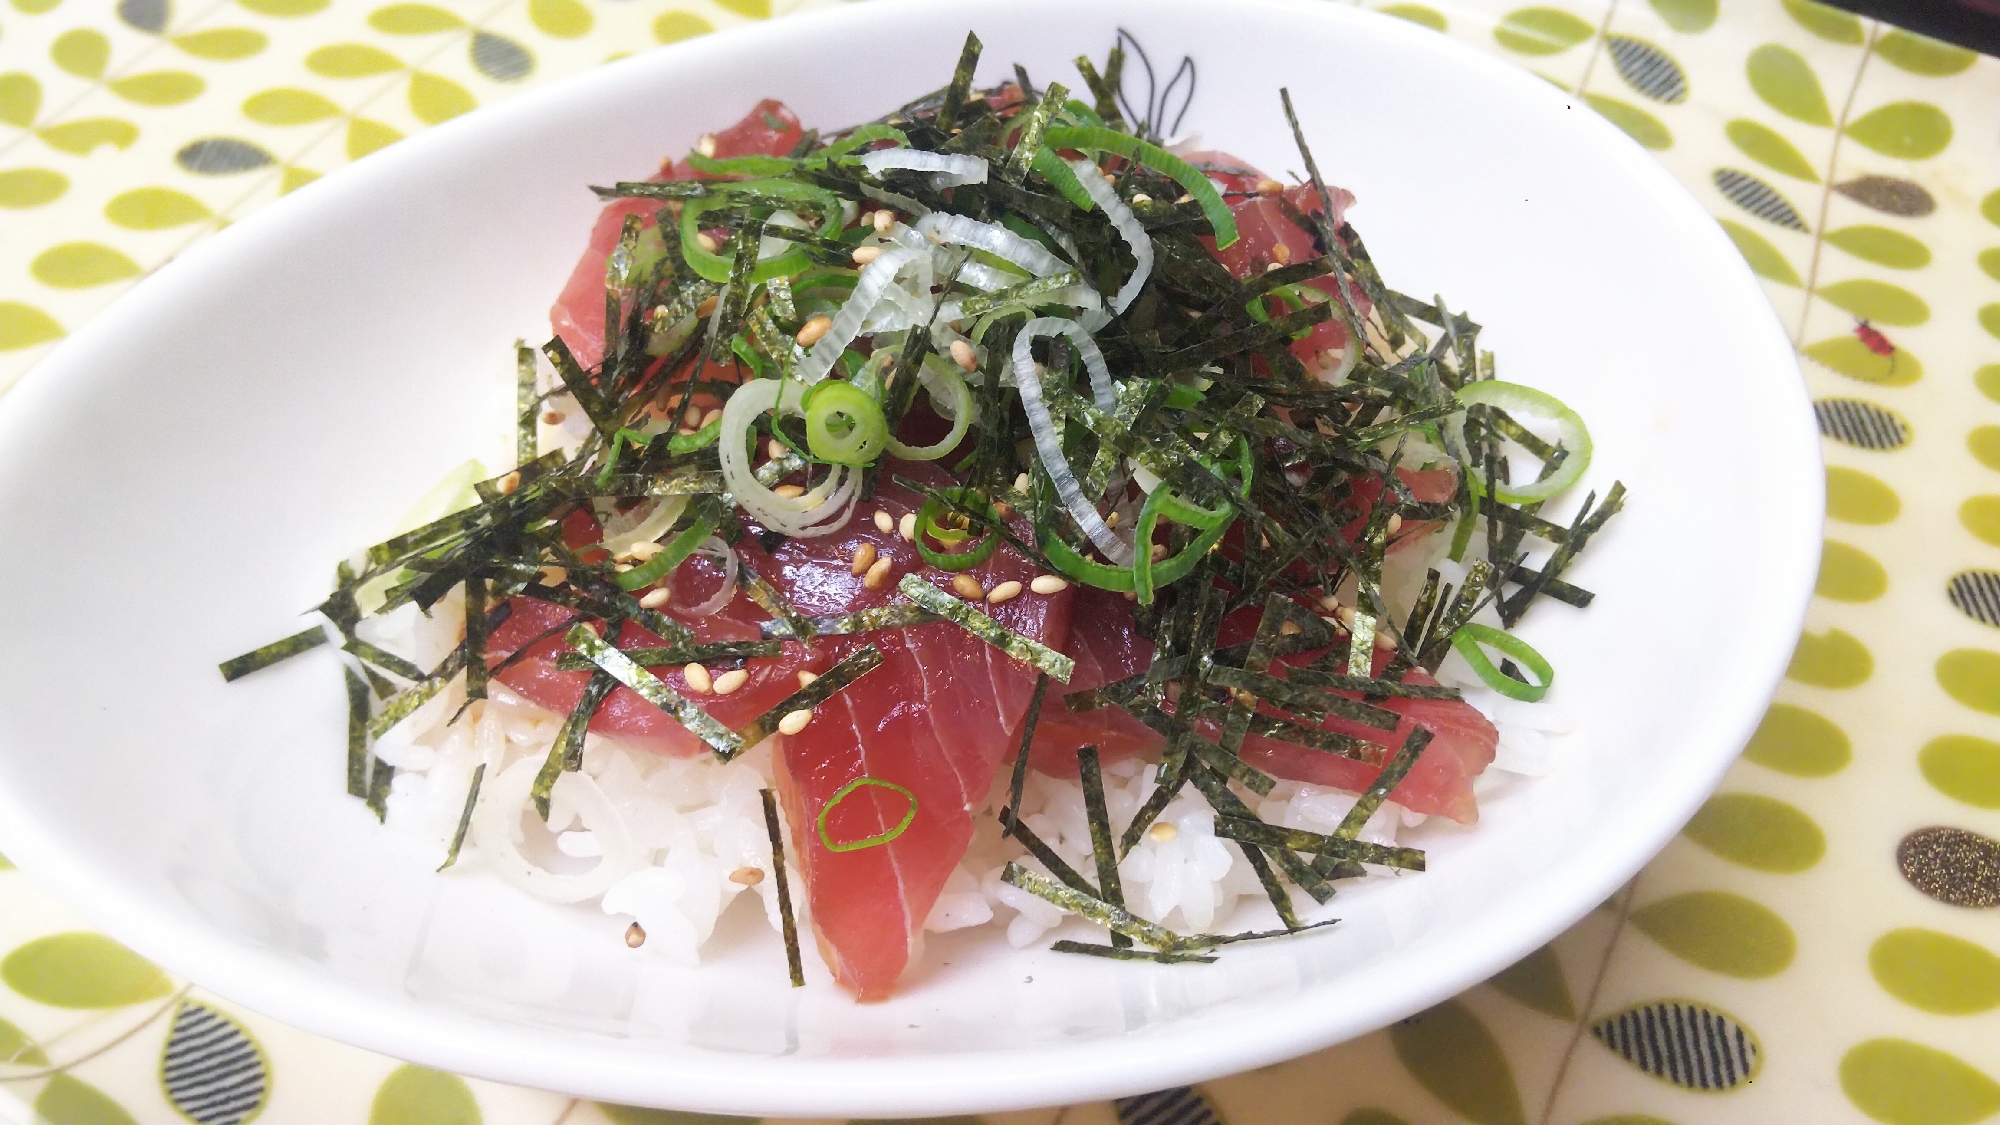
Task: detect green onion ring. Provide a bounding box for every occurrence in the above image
[817,777,918,853]
[685,151,798,178]
[614,500,723,591]
[1042,126,1238,248]
[1450,623,1554,702]
[915,490,1002,572]
[884,356,974,462]
[1131,486,1234,605]
[679,178,843,284]
[801,380,888,466]
[1449,381,1592,505]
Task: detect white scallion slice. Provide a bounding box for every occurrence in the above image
[1013,317,1132,563]
[1070,159,1152,314]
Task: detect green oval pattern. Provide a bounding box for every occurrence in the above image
[1969,426,2000,472]
[1871,929,2000,1015]
[31,242,141,288]
[1494,6,1594,55]
[408,71,475,124]
[1783,0,1865,43]
[1841,1039,2000,1125]
[1985,304,2000,342]
[1980,249,2000,284]
[1825,225,1931,269]
[244,87,342,125]
[347,118,402,160]
[105,187,211,229]
[1978,364,2000,403]
[1585,94,1672,150]
[1,932,171,1008]
[1815,279,1929,326]
[109,71,206,107]
[370,1065,482,1125]
[1379,4,1448,31]
[1747,44,1831,126]
[36,118,140,155]
[1921,735,2000,809]
[1827,465,1900,523]
[1720,219,1799,286]
[0,167,67,208]
[0,302,64,351]
[1683,793,1825,871]
[0,1015,45,1065]
[1818,540,1887,601]
[35,1074,138,1125]
[173,28,269,60]
[51,29,110,80]
[1803,334,1920,386]
[1937,649,2000,716]
[1787,628,1872,688]
[1632,891,1796,977]
[1846,102,1953,161]
[1489,943,1575,1019]
[1388,1000,1526,1125]
[1,72,45,128]
[713,0,771,15]
[369,3,464,34]
[1649,0,1716,32]
[1743,702,1851,776]
[529,0,593,38]
[653,12,715,43]
[308,43,403,78]
[239,0,332,13]
[1876,30,1978,77]
[1984,189,2000,228]
[1725,118,1819,181]
[1962,497,2000,548]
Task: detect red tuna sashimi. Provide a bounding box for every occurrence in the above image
[550,99,805,368]
[756,463,1073,1001]
[1028,584,1165,777]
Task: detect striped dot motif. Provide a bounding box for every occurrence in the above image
[1607,35,1691,102]
[159,1001,269,1125]
[1814,398,1913,450]
[1714,168,1808,230]
[1948,571,2000,628]
[1591,1000,1761,1090]
[1115,1085,1222,1125]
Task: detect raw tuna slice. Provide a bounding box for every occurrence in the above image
[550,99,805,368]
[755,462,1072,1001]
[1027,584,1164,777]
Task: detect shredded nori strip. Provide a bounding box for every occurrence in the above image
[566,624,744,759]
[1005,673,1050,837]
[1077,746,1131,948]
[342,637,425,683]
[758,603,940,640]
[531,668,614,820]
[365,752,394,822]
[1001,863,1183,950]
[553,640,784,670]
[219,626,327,681]
[734,643,884,750]
[761,788,806,987]
[437,762,485,871]
[366,647,465,741]
[344,666,371,799]
[897,574,1075,682]
[1213,816,1425,871]
[516,341,538,467]
[997,809,1098,896]
[1051,940,1216,964]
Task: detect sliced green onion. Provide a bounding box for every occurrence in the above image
[914,490,1000,571]
[1450,381,1592,504]
[1030,147,1093,209]
[1043,126,1238,248]
[802,379,888,466]
[686,151,797,178]
[819,123,909,161]
[614,498,723,591]
[1450,622,1554,702]
[680,178,842,284]
[816,776,917,852]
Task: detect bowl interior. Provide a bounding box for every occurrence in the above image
[0,0,1818,1115]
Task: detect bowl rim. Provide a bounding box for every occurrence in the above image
[0,0,1822,1115]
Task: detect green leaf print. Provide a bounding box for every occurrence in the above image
[1584,94,1672,149]
[0,1016,47,1065]
[0,302,64,351]
[1489,943,1575,1019]
[51,29,110,80]
[1389,1000,1526,1125]
[1815,278,1929,326]
[1743,702,1851,777]
[1,932,172,1008]
[1718,219,1800,286]
[1378,4,1447,31]
[1815,539,1888,602]
[36,118,140,155]
[1802,334,1919,386]
[35,1074,139,1125]
[0,167,67,208]
[1787,628,1874,688]
[1648,0,1716,33]
[600,1106,758,1124]
[1493,7,1595,55]
[108,71,206,107]
[1747,44,1831,126]
[369,3,464,34]
[105,187,211,229]
[1841,1040,2000,1125]
[244,87,342,125]
[1782,0,1865,44]
[408,72,475,125]
[1869,929,2000,1015]
[1725,119,1819,181]
[1823,225,1930,269]
[1631,891,1796,977]
[1845,102,1952,160]
[172,27,269,60]
[0,72,44,128]
[370,1065,482,1125]
[713,0,771,16]
[1876,30,1978,76]
[1681,793,1826,871]
[31,242,142,288]
[529,0,593,38]
[653,12,715,44]
[308,43,404,79]
[347,118,403,160]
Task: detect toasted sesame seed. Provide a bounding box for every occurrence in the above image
[1387,513,1403,535]
[700,407,722,428]
[729,866,765,886]
[1335,606,1356,628]
[1131,193,1152,205]
[696,295,719,318]
[497,470,522,495]
[1264,261,1284,273]
[1104,511,1120,527]
[874,509,894,534]
[778,709,813,735]
[712,669,749,695]
[541,410,566,424]
[949,338,979,372]
[898,512,917,541]
[1255,177,1284,195]
[1272,242,1292,264]
[1318,349,1341,371]
[1122,591,1138,602]
[639,587,672,609]
[537,565,568,587]
[773,484,806,499]
[1147,821,1179,843]
[625,922,647,948]
[1175,193,1192,204]
[987,580,1023,604]
[852,245,884,265]
[872,208,896,233]
[695,134,717,157]
[1150,542,1168,562]
[695,232,719,254]
[952,573,986,600]
[1376,631,1398,651]
[1031,575,1069,595]
[1280,620,1302,636]
[863,555,894,590]
[797,670,819,687]
[683,663,713,694]
[768,438,788,460]
[628,540,664,561]
[795,315,833,347]
[1318,593,1340,611]
[1014,472,1030,493]
[614,561,634,572]
[851,542,877,577]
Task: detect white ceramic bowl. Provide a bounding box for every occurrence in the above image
[0,0,1819,1116]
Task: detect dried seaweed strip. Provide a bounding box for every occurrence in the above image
[462,576,490,706]
[1005,673,1051,836]
[1417,561,1492,672]
[1500,481,1625,626]
[1116,761,1186,856]
[341,637,425,683]
[1001,863,1183,950]
[1281,667,1462,702]
[758,604,939,640]
[1051,941,1216,964]
[1182,763,1330,905]
[1178,916,1342,950]
[997,809,1097,897]
[1336,727,1431,843]
[1503,565,1594,609]
[1233,831,1303,930]
[934,31,983,133]
[760,788,805,987]
[1202,665,1400,730]
[554,641,784,670]
[516,342,539,467]
[1213,816,1425,872]
[219,626,327,681]
[567,624,744,759]
[1077,746,1131,948]
[897,574,1074,681]
[366,648,465,741]
[437,763,486,871]
[344,667,371,799]
[1002,81,1067,183]
[1242,713,1388,765]
[735,644,883,751]
[365,753,394,822]
[738,560,815,647]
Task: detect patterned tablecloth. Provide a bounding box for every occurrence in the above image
[2,0,1998,1122]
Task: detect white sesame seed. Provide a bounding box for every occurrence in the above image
[952,573,986,600]
[1131,193,1151,205]
[797,670,819,687]
[852,245,884,265]
[986,580,1023,605]
[729,866,765,886]
[1255,177,1284,195]
[768,438,788,460]
[863,555,894,589]
[627,540,664,561]
[872,208,895,233]
[1280,620,1302,636]
[1104,511,1120,527]
[1272,242,1292,264]
[1014,472,1030,493]
[695,134,716,157]
[537,565,567,587]
[1150,542,1168,562]
[1387,513,1403,535]
[682,663,713,694]
[898,512,917,541]
[497,470,521,495]
[795,315,833,347]
[1147,821,1179,843]
[695,232,719,254]
[851,542,877,577]
[772,483,806,499]
[625,922,647,948]
[541,410,566,425]
[778,709,813,735]
[700,407,722,428]
[874,509,894,534]
[696,295,719,318]
[949,338,979,372]
[1030,575,1069,595]
[712,669,749,695]
[639,588,672,609]
[1318,593,1340,611]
